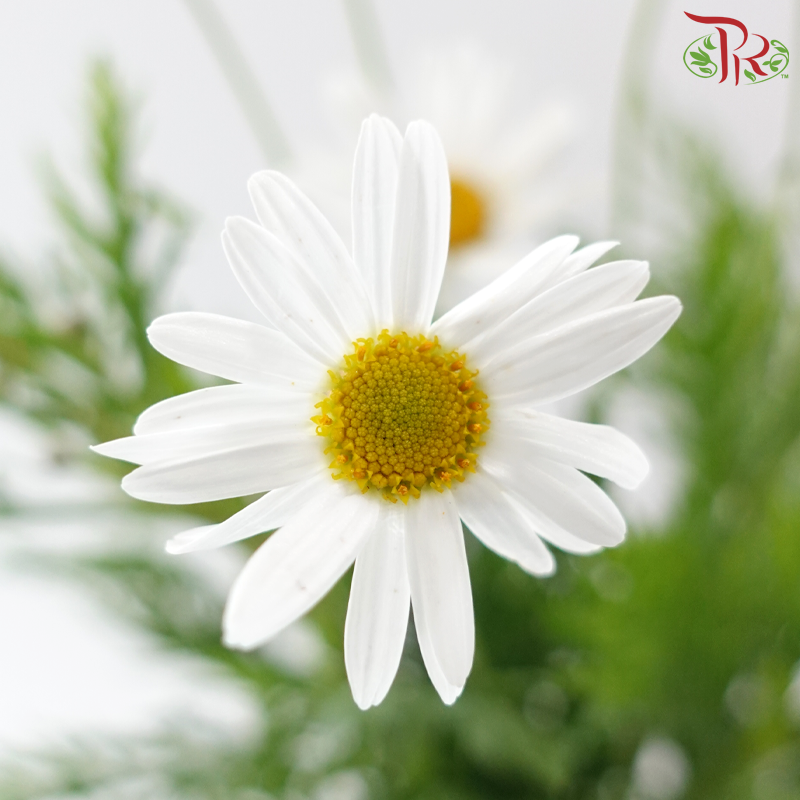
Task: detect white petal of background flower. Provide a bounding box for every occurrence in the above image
[344,504,410,710]
[306,42,581,318]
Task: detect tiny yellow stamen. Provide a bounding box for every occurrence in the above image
[314,330,491,502]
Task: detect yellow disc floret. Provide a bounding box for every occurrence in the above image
[313,330,490,503]
[449,177,487,248]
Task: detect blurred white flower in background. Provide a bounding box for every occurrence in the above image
[296,42,576,315]
[784,662,800,725]
[630,736,692,800]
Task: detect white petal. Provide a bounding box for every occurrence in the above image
[470,260,650,363]
[133,384,307,436]
[223,220,350,364]
[454,471,555,576]
[93,417,311,466]
[222,485,379,649]
[389,121,450,331]
[538,240,619,292]
[121,435,321,504]
[490,411,649,489]
[165,473,327,554]
[147,312,322,391]
[482,450,626,547]
[351,115,403,323]
[485,296,682,405]
[429,236,578,349]
[413,593,464,705]
[247,170,375,337]
[405,489,474,687]
[344,504,410,709]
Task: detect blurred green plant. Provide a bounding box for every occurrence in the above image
[0,62,191,450]
[2,59,800,800]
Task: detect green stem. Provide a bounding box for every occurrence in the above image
[340,0,394,94]
[181,0,292,166]
[609,0,668,237]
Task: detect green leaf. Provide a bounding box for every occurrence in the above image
[704,35,717,49]
[744,68,757,82]
[772,40,788,53]
[690,49,709,64]
[699,66,713,74]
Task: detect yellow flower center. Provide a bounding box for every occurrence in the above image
[449,177,486,248]
[313,330,490,503]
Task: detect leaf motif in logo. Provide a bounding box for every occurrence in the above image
[744,69,757,82]
[683,35,718,79]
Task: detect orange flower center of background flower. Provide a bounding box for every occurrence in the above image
[314,331,490,503]
[449,177,486,248]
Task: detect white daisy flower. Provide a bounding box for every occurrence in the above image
[93,115,681,709]
[304,42,576,315]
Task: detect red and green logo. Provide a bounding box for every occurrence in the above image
[683,12,788,84]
